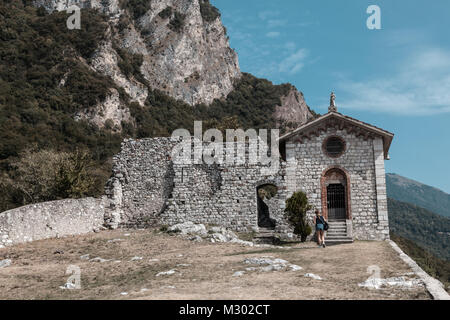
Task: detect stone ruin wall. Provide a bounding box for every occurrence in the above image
[106,138,293,233]
[162,162,290,233]
[0,197,106,248]
[105,138,178,228]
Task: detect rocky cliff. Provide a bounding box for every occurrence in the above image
[31,0,313,130]
[34,0,241,107]
[274,86,314,130]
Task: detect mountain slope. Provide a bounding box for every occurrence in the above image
[388,197,450,261]
[34,0,241,106]
[0,1,315,212]
[387,173,450,218]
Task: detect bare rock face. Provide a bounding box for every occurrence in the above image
[33,0,312,132]
[34,0,241,106]
[274,87,314,130]
[89,39,149,106]
[135,0,241,105]
[74,88,132,131]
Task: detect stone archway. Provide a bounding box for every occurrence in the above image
[321,167,351,221]
[256,184,278,229]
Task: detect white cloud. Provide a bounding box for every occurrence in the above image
[284,41,296,51]
[267,19,287,28]
[338,48,450,115]
[258,10,279,21]
[278,49,308,74]
[266,31,280,38]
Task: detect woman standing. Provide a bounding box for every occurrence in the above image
[313,209,327,248]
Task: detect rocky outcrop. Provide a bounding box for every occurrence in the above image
[34,0,241,106]
[74,88,132,131]
[33,0,316,132]
[274,87,314,130]
[89,40,149,106]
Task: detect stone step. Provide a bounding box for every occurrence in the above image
[255,233,274,237]
[324,240,353,245]
[325,236,353,240]
[324,236,353,242]
[255,231,273,235]
[254,235,276,244]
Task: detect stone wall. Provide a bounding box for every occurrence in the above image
[109,138,291,233]
[162,162,289,232]
[0,197,106,248]
[106,138,178,228]
[285,126,389,240]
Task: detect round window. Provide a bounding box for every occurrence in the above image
[323,136,346,158]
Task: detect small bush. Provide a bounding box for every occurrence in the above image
[121,0,151,19]
[284,191,312,242]
[257,185,278,200]
[158,6,173,19]
[159,225,169,232]
[169,12,186,32]
[200,0,221,22]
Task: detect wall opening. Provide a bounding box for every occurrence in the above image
[256,184,278,229]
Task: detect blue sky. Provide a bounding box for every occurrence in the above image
[213,0,450,193]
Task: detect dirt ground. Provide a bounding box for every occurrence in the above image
[0,228,431,300]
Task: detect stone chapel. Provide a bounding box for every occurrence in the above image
[105,94,394,243]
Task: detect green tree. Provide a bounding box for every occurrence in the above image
[284,191,312,242]
[5,148,99,205]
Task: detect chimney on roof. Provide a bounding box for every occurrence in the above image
[328,92,337,113]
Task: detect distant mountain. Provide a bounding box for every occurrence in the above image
[386,173,450,218]
[388,198,450,261]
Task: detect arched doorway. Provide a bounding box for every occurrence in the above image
[321,167,351,221]
[256,184,277,229]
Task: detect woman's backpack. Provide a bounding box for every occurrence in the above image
[320,216,329,231]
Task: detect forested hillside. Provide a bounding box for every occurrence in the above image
[388,198,450,261]
[387,173,450,218]
[0,1,315,212]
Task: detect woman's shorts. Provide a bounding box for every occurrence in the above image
[316,224,324,231]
